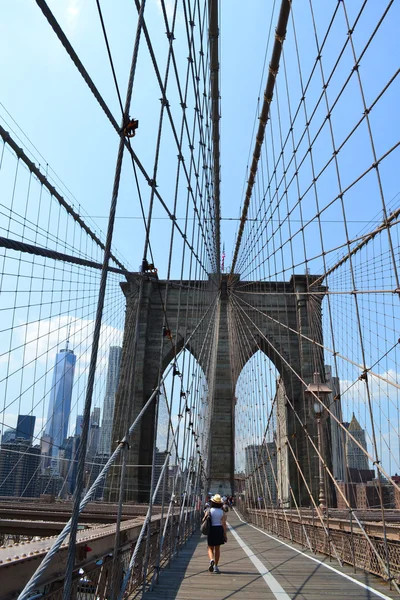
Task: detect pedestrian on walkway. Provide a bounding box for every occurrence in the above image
[206,493,227,574]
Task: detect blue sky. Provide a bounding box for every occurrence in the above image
[1,1,398,269]
[0,0,282,269]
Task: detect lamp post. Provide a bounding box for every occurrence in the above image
[313,400,326,511]
[306,373,332,512]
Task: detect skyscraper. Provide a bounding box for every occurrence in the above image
[346,413,369,471]
[69,434,81,495]
[45,346,76,458]
[75,414,83,436]
[154,448,170,503]
[99,346,122,455]
[16,415,36,443]
[87,407,101,459]
[40,434,52,472]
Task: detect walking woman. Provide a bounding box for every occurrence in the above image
[206,493,227,573]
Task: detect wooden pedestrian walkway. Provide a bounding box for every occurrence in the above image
[143,510,398,599]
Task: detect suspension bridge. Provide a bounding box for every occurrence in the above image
[0,0,399,598]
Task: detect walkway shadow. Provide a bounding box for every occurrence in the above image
[143,532,200,596]
[220,574,263,600]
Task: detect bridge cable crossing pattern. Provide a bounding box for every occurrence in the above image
[0,0,400,598]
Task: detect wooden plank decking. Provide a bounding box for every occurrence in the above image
[143,510,398,599]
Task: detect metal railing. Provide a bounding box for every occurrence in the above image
[238,502,400,585]
[1,509,200,600]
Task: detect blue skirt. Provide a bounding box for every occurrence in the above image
[207,525,225,546]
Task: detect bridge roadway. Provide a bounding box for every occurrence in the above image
[0,499,150,536]
[145,510,397,600]
[0,515,147,599]
[0,499,149,523]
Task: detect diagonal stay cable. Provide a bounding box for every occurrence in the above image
[231,293,400,491]
[61,2,148,597]
[231,294,400,587]
[208,0,221,272]
[95,0,125,115]
[132,0,217,271]
[0,235,127,274]
[229,295,301,545]
[231,290,400,390]
[34,0,209,275]
[0,124,125,271]
[16,288,218,600]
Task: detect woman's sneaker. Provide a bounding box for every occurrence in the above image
[213,565,221,574]
[208,559,214,572]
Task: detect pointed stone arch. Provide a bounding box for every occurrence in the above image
[230,275,328,505]
[106,274,217,502]
[107,272,328,505]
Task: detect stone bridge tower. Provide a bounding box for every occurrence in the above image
[106,273,328,506]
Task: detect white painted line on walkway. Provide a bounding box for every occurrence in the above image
[227,521,291,600]
[232,509,393,600]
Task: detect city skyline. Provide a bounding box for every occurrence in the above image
[0,348,388,503]
[1,343,122,452]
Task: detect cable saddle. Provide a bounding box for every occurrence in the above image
[123,118,139,138]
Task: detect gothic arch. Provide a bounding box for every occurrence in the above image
[108,272,327,505]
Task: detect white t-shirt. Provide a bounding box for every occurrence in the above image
[210,507,224,526]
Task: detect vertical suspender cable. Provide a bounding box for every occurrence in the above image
[61,2,148,598]
[230,0,291,274]
[208,0,221,273]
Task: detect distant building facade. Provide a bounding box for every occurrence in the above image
[345,413,369,472]
[154,448,169,504]
[87,407,101,459]
[1,427,16,444]
[69,435,80,495]
[245,442,277,505]
[325,365,345,481]
[168,464,182,499]
[45,347,76,458]
[99,346,122,455]
[40,434,53,472]
[0,440,41,497]
[16,415,36,443]
[337,477,394,509]
[37,470,63,497]
[75,415,83,436]
[87,453,109,499]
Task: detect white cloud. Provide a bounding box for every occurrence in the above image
[19,315,123,376]
[66,0,80,28]
[155,0,184,26]
[2,413,18,430]
[156,0,175,20]
[340,369,400,405]
[34,416,46,440]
